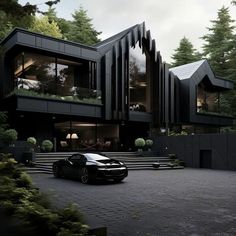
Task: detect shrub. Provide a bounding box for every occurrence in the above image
[0,155,89,236]
[3,129,18,145]
[134,138,145,148]
[41,140,53,152]
[145,139,153,147]
[27,137,37,146]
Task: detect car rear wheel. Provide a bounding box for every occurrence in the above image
[80,167,90,184]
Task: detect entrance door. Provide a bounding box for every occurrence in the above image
[200,150,212,168]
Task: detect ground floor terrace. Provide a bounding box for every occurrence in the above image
[10,112,150,152]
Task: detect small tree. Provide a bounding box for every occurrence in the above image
[134,138,145,152]
[3,129,18,146]
[145,139,153,151]
[41,140,53,152]
[27,137,37,152]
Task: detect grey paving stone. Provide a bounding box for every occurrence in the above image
[30,168,236,236]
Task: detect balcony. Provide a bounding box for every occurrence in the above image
[10,78,102,105]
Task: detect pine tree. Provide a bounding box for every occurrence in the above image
[44,6,71,39]
[202,6,235,77]
[65,7,101,45]
[171,37,201,67]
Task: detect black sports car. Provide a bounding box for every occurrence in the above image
[52,153,128,184]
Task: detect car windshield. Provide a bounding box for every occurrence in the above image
[84,153,110,161]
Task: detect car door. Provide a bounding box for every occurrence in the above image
[69,154,86,178]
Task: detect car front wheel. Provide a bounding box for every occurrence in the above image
[80,167,90,184]
[53,165,63,178]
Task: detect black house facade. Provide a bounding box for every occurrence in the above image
[0,22,234,151]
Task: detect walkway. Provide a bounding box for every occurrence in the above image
[30,168,236,236]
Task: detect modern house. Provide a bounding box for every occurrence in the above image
[0,22,234,151]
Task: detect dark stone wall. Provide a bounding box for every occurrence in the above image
[153,133,236,170]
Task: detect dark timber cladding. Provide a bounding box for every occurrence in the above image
[0,22,234,141]
[96,22,178,126]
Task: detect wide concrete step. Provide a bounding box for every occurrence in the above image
[27,152,182,174]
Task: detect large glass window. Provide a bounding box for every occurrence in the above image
[13,52,101,105]
[55,122,119,151]
[129,43,150,112]
[196,80,232,116]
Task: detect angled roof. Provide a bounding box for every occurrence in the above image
[170,59,233,90]
[94,24,139,48]
[170,60,205,80]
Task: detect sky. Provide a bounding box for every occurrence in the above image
[18,0,236,63]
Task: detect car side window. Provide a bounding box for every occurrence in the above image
[69,154,81,163]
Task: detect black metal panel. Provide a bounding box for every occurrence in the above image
[174,76,180,123]
[0,54,4,98]
[169,72,175,123]
[227,133,236,170]
[17,32,35,46]
[113,43,119,119]
[81,48,99,60]
[104,52,112,120]
[129,111,152,122]
[35,37,42,48]
[47,101,71,114]
[120,38,126,120]
[16,96,102,118]
[64,44,81,56]
[154,133,236,170]
[17,97,48,112]
[42,38,59,51]
[164,63,169,123]
[71,103,102,117]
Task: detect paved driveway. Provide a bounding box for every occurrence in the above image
[31,168,236,236]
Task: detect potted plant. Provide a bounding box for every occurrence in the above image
[145,139,153,151]
[41,139,53,152]
[22,137,37,165]
[134,138,145,152]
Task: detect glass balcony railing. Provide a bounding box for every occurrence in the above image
[10,78,102,105]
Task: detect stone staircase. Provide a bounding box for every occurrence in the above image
[21,152,184,174]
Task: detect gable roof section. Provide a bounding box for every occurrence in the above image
[94,24,139,48]
[170,59,233,90]
[170,60,205,80]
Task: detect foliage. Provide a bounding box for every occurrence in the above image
[27,137,37,146]
[0,0,36,38]
[10,88,102,105]
[202,6,235,78]
[3,129,18,145]
[134,138,146,147]
[41,140,53,152]
[65,7,101,45]
[29,15,62,38]
[0,153,89,236]
[201,6,236,122]
[169,130,188,136]
[145,139,153,147]
[171,37,202,67]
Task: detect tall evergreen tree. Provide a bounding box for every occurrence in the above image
[44,6,71,39]
[65,7,101,45]
[202,6,235,77]
[171,37,201,67]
